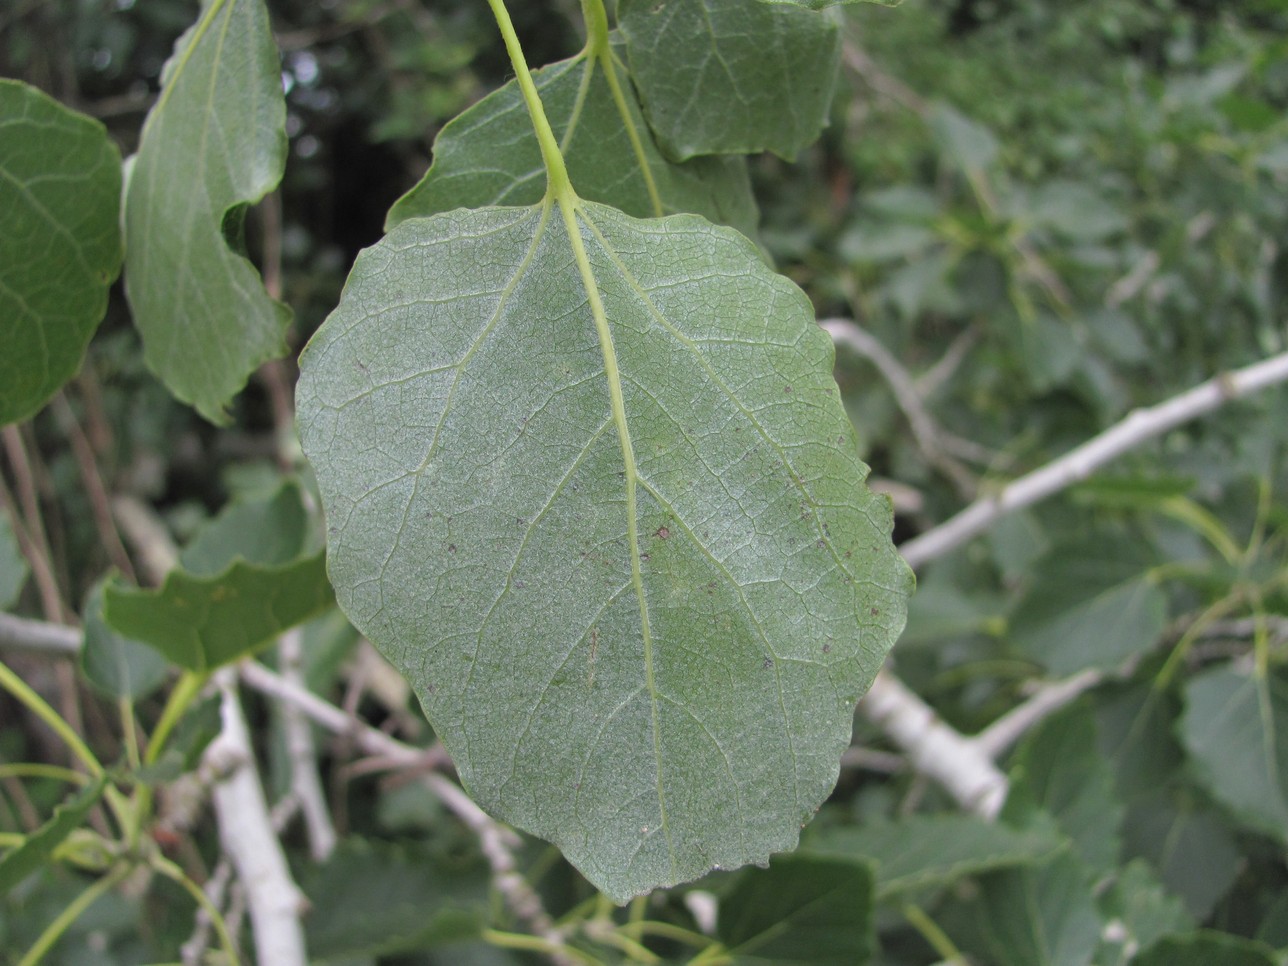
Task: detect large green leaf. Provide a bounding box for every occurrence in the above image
[617,0,841,162]
[1180,662,1288,843]
[1095,861,1191,966]
[296,199,911,901]
[717,854,874,965]
[803,813,1065,899]
[0,80,122,426]
[1132,931,1278,966]
[386,43,757,238]
[123,0,290,424]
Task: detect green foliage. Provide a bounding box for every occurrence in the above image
[123,0,291,424]
[0,777,106,892]
[298,197,910,900]
[0,515,27,610]
[0,80,122,426]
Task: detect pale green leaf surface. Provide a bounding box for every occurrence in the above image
[717,854,874,965]
[103,552,333,672]
[0,514,28,610]
[1180,663,1288,843]
[803,813,1065,899]
[123,0,290,424]
[81,580,169,700]
[618,0,841,162]
[387,45,757,238]
[296,200,911,901]
[0,80,122,426]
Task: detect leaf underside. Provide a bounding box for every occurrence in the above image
[0,80,122,426]
[387,42,758,239]
[297,199,911,901]
[123,0,290,424]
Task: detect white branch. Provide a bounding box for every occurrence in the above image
[207,669,308,966]
[858,670,1008,818]
[899,350,1288,569]
[974,669,1103,759]
[277,629,337,861]
[0,611,79,655]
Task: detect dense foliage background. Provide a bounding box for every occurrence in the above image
[2,0,1288,962]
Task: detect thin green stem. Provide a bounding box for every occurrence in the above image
[151,854,240,964]
[597,46,664,216]
[580,0,610,55]
[485,0,573,200]
[145,671,205,766]
[18,866,129,966]
[619,919,711,948]
[903,902,966,963]
[0,662,102,777]
[0,831,24,847]
[119,697,142,772]
[483,928,603,965]
[0,763,89,786]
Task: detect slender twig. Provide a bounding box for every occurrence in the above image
[0,611,79,655]
[974,669,1103,759]
[822,318,978,496]
[206,669,308,966]
[0,436,66,621]
[277,629,337,861]
[111,494,179,585]
[898,350,1288,569]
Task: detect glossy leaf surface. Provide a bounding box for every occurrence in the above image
[123,0,290,424]
[387,45,757,238]
[297,199,911,901]
[617,0,841,162]
[0,80,122,425]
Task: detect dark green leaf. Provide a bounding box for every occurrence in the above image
[296,200,911,901]
[618,0,841,161]
[80,579,169,701]
[1008,541,1166,674]
[0,80,123,426]
[803,814,1065,899]
[0,515,27,611]
[102,551,333,672]
[717,854,874,965]
[1008,702,1123,876]
[947,852,1102,966]
[298,837,487,960]
[1132,931,1278,966]
[123,0,291,424]
[179,481,312,575]
[386,44,757,238]
[1096,860,1191,966]
[0,776,107,891]
[1180,662,1288,843]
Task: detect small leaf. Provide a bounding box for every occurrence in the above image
[297,200,911,901]
[1095,860,1191,966]
[945,852,1102,966]
[103,482,333,671]
[1008,539,1166,674]
[929,102,999,171]
[123,0,291,424]
[618,0,841,162]
[387,43,757,238]
[803,814,1066,899]
[717,854,874,965]
[0,80,123,426]
[0,515,28,610]
[1132,931,1278,966]
[80,579,169,701]
[0,775,107,891]
[1007,702,1124,876]
[1180,662,1288,843]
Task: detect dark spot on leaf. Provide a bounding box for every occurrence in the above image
[762,658,774,669]
[514,579,526,589]
[837,435,845,445]
[784,385,793,393]
[822,643,831,653]
[654,525,670,540]
[816,539,826,549]
[870,607,879,616]
[844,550,852,559]
[447,544,456,553]
[640,552,650,561]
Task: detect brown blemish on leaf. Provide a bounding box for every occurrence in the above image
[654,525,670,540]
